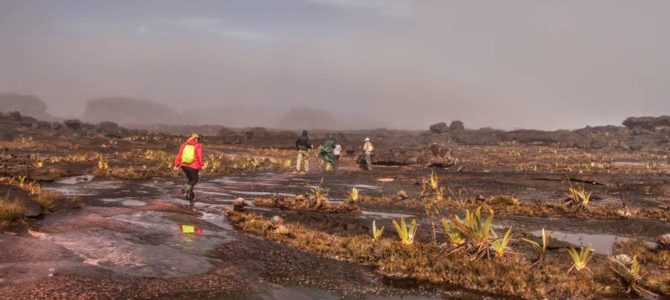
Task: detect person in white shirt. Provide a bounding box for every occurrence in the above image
[363,137,374,171]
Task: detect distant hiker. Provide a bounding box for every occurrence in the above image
[173,133,203,209]
[295,130,312,173]
[320,135,336,171]
[334,144,342,165]
[363,137,374,171]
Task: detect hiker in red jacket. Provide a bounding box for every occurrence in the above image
[173,133,204,209]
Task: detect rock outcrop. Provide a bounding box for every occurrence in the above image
[357,143,455,168]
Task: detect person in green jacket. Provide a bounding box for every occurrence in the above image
[319,134,336,171]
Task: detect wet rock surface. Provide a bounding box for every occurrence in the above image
[1,167,670,298]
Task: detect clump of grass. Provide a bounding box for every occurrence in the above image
[392,217,417,245]
[0,200,24,228]
[522,228,552,268]
[35,191,66,212]
[372,220,384,241]
[567,245,594,272]
[225,209,618,299]
[204,154,223,172]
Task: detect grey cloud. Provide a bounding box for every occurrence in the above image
[0,0,668,130]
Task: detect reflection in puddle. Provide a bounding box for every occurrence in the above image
[55,175,95,184]
[179,224,203,234]
[122,199,146,207]
[46,228,213,278]
[531,230,630,255]
[210,177,239,184]
[361,211,414,219]
[353,184,381,190]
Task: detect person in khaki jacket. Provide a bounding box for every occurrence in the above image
[295,130,312,173]
[363,137,374,171]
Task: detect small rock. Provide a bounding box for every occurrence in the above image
[233,198,246,212]
[270,216,284,229]
[396,190,409,200]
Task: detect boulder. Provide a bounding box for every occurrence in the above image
[64,119,83,130]
[0,184,42,217]
[623,116,670,132]
[356,143,454,168]
[449,120,465,131]
[429,122,449,133]
[98,121,119,132]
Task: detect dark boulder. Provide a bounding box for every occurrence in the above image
[429,122,449,133]
[356,143,454,168]
[64,119,83,130]
[449,120,465,131]
[623,116,670,132]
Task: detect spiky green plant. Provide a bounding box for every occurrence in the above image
[448,207,497,258]
[657,233,670,250]
[567,245,593,272]
[565,183,592,211]
[97,154,109,171]
[429,170,439,191]
[372,220,384,241]
[491,228,513,257]
[392,217,417,245]
[522,228,552,268]
[609,254,655,296]
[441,218,465,246]
[310,178,328,209]
[349,187,359,202]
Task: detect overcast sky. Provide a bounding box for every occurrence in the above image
[1,0,669,130]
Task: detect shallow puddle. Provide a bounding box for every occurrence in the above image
[361,210,415,219]
[531,230,634,255]
[45,228,213,278]
[55,175,95,184]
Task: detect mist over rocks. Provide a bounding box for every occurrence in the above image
[0,94,55,121]
[83,98,184,126]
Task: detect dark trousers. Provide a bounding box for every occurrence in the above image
[181,166,199,201]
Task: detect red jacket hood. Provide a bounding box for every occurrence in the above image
[185,137,199,145]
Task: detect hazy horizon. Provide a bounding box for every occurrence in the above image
[1,0,669,130]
